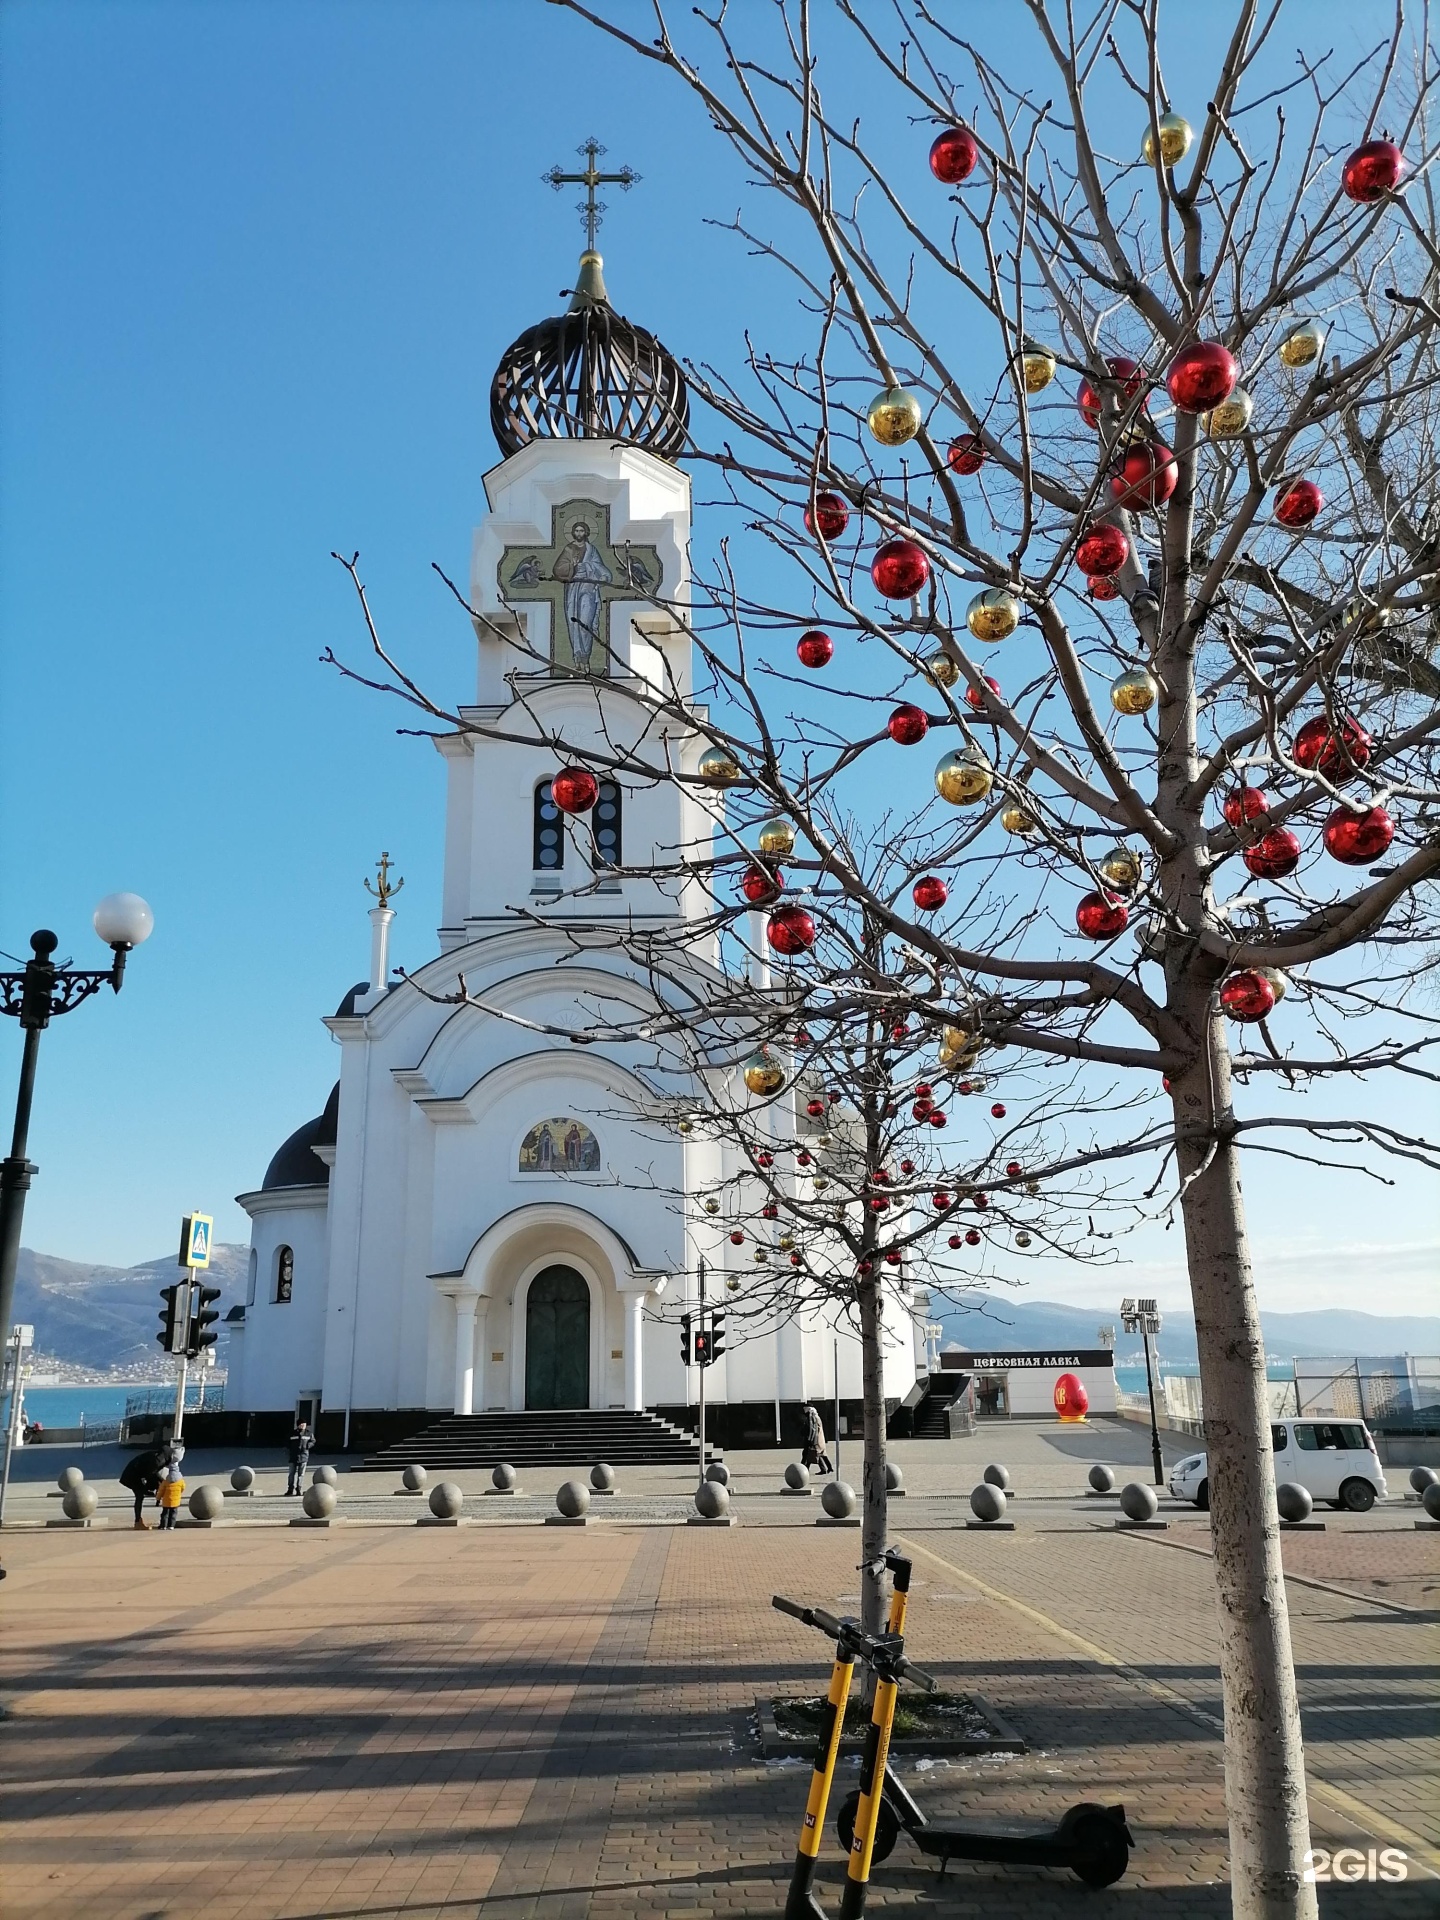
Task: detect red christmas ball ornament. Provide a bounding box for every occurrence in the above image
[1005,1160,1023,1179]
[761,1202,779,1220]
[729,1230,745,1246]
[872,539,931,599]
[948,1233,963,1250]
[550,766,599,814]
[1109,440,1178,509]
[869,1195,889,1213]
[1323,804,1394,865]
[1054,1372,1089,1422]
[958,1080,974,1096]
[1342,138,1406,203]
[947,433,985,474]
[766,904,817,955]
[888,702,930,746]
[796,629,834,669]
[914,1083,933,1100]
[1274,479,1323,529]
[857,1259,873,1276]
[740,863,783,903]
[790,1251,802,1266]
[928,1108,948,1128]
[1088,574,1122,602]
[794,1030,812,1047]
[911,1101,932,1122]
[890,1022,910,1040]
[756,1151,774,1167]
[1076,891,1129,939]
[965,675,1002,712]
[933,1191,951,1210]
[1220,969,1277,1023]
[899,1159,915,1175]
[965,1229,981,1247]
[1222,784,1269,829]
[828,1091,841,1104]
[1076,523,1131,578]
[929,124,979,184]
[1243,828,1302,880]
[1077,356,1146,429]
[884,1249,903,1267]
[1165,341,1238,413]
[1293,714,1371,775]
[805,1097,826,1117]
[804,491,850,541]
[912,874,949,911]
[796,1149,813,1166]
[973,1192,990,1211]
[990,1102,1006,1118]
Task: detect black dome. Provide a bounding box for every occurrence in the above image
[333,981,371,1018]
[490,251,688,461]
[261,1083,340,1191]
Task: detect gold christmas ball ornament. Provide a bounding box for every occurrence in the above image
[1001,805,1039,837]
[1097,844,1144,892]
[1020,340,1057,394]
[934,744,994,806]
[726,1274,742,1293]
[966,587,1021,641]
[1259,965,1290,1005]
[1203,386,1253,439]
[757,815,796,858]
[778,1234,795,1252]
[702,1196,720,1215]
[742,1047,786,1096]
[753,1246,769,1263]
[1110,666,1159,716]
[1025,1179,1041,1196]
[866,385,923,447]
[676,1117,694,1135]
[925,652,961,689]
[1141,112,1193,167]
[1279,317,1326,370]
[1015,1230,1033,1249]
[813,1175,830,1192]
[815,1132,834,1150]
[1345,598,1393,636]
[698,744,744,787]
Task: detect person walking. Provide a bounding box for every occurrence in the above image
[802,1401,834,1477]
[118,1448,164,1529]
[156,1467,185,1531]
[286,1420,314,1496]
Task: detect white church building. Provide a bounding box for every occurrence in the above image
[226,243,926,1456]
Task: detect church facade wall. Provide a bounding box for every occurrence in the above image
[229,1187,329,1419]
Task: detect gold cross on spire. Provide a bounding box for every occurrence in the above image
[543,137,639,252]
[364,850,404,911]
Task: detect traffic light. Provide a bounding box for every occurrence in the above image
[693,1321,712,1367]
[680,1312,692,1365]
[188,1283,222,1357]
[157,1282,191,1355]
[709,1310,727,1361]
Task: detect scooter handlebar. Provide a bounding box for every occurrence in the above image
[897,1655,938,1693]
[771,1594,811,1623]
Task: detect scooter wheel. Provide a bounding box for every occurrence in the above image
[835,1789,901,1864]
[1058,1804,1132,1888]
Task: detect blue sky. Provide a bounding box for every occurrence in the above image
[1,1,1433,1317]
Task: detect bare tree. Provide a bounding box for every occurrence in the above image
[331,4,1440,1911]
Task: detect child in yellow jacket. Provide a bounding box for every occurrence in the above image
[157,1471,184,1531]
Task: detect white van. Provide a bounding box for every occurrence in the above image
[1169,1420,1387,1512]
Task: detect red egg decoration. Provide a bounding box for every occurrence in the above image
[1109,440,1178,508]
[1323,805,1394,865]
[1076,891,1129,939]
[947,433,986,474]
[965,675,1002,712]
[767,904,817,954]
[1222,784,1269,829]
[912,874,949,911]
[1243,829,1301,880]
[1293,714,1371,775]
[1342,138,1406,203]
[804,491,850,541]
[1077,356,1146,429]
[1220,969,1277,1023]
[1274,479,1323,529]
[797,629,834,669]
[1088,574,1122,602]
[888,702,930,745]
[1076,523,1131,577]
[1054,1372,1089,1422]
[929,124,979,184]
[740,863,783,903]
[550,766,599,814]
[1165,341,1238,413]
[872,538,931,599]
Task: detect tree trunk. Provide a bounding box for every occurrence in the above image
[859,1276,888,1642]
[1173,1011,1317,1920]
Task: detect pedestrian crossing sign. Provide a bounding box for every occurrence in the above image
[179,1212,213,1270]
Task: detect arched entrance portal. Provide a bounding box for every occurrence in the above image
[525,1265,591,1409]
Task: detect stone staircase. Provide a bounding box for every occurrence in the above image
[356,1408,712,1472]
[913,1373,969,1438]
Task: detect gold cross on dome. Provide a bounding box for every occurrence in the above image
[543,137,639,252]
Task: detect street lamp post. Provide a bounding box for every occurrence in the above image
[1121,1296,1165,1487]
[0,896,154,1353]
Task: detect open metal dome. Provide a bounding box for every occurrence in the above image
[490,251,689,461]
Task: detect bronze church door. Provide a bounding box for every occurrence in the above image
[525,1266,591,1409]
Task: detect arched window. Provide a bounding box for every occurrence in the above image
[593,778,622,868]
[534,779,564,871]
[275,1246,294,1304]
[246,1249,258,1307]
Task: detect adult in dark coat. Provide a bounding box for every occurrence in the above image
[286,1421,314,1496]
[118,1449,164,1529]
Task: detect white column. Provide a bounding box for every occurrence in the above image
[368,905,395,993]
[453,1291,478,1416]
[624,1291,646,1412]
[472,1297,488,1413]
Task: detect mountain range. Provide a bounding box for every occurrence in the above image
[13,1243,250,1375]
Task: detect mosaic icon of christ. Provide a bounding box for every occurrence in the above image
[550,519,613,671]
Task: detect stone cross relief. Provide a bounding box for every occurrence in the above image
[498,498,662,676]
